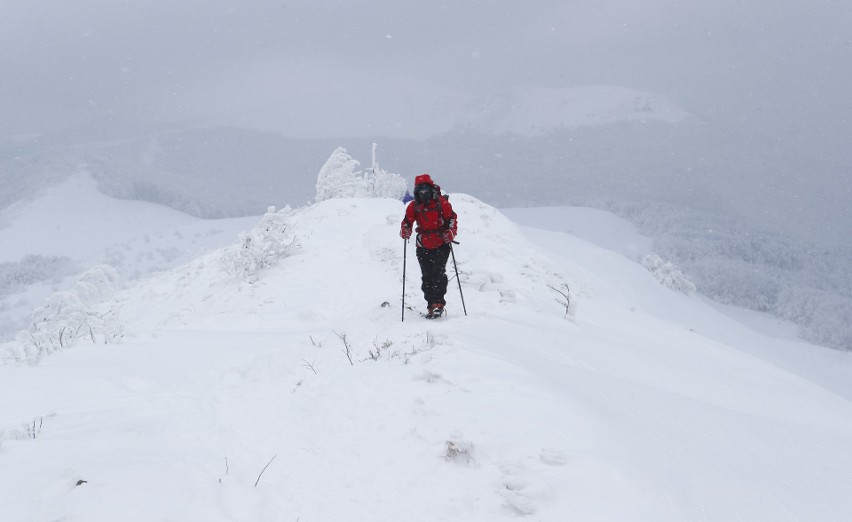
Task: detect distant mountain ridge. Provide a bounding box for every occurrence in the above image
[454,85,692,136]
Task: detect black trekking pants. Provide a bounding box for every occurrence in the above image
[416,243,451,306]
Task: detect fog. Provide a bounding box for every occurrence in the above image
[1,1,850,241]
[2,1,850,243]
[2,1,850,140]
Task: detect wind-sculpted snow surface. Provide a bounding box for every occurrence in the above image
[2,196,852,521]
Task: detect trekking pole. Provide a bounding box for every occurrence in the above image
[402,239,408,322]
[450,242,467,316]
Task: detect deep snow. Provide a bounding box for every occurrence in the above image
[2,189,852,521]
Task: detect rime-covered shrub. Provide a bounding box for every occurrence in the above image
[315,147,406,202]
[3,265,123,365]
[642,254,696,295]
[369,169,408,199]
[221,206,298,280]
[73,264,120,306]
[315,147,366,201]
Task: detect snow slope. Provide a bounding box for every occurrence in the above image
[2,195,852,521]
[0,174,259,340]
[503,206,655,261]
[0,173,258,269]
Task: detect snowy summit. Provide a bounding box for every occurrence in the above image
[455,85,692,136]
[2,189,852,521]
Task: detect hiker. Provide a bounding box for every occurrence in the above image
[400,174,458,318]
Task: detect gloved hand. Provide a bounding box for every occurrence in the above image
[441,230,455,244]
[400,224,412,239]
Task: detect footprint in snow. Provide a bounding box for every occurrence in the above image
[415,370,443,384]
[501,488,538,516]
[539,447,570,466]
[497,462,538,515]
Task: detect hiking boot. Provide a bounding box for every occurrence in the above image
[426,303,445,319]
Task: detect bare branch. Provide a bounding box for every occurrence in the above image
[547,283,571,318]
[301,359,318,375]
[546,283,570,300]
[334,330,354,366]
[254,454,278,488]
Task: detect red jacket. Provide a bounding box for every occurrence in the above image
[401,194,458,249]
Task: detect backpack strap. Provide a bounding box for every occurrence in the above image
[413,202,445,232]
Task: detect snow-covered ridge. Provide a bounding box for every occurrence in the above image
[2,194,852,520]
[455,85,691,136]
[114,195,571,333]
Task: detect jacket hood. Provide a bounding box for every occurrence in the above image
[414,174,434,187]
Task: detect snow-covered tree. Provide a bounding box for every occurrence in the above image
[73,264,120,307]
[642,254,696,295]
[4,265,123,365]
[367,167,407,200]
[775,287,852,350]
[314,146,406,202]
[221,206,298,280]
[315,147,367,201]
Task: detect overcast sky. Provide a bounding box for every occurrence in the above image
[2,0,850,140]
